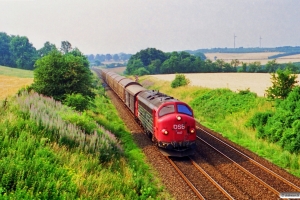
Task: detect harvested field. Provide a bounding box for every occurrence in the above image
[107,66,126,74]
[0,75,33,100]
[205,52,300,65]
[151,73,300,97]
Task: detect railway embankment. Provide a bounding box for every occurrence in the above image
[140,75,300,178]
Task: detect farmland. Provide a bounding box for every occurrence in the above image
[205,52,300,65]
[151,73,300,97]
[0,66,33,100]
[0,75,33,100]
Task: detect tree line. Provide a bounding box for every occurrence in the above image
[0,32,80,70]
[86,53,132,66]
[126,48,300,75]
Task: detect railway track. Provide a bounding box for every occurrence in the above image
[95,70,300,199]
[166,156,234,199]
[196,123,300,199]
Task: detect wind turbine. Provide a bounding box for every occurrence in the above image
[260,36,262,48]
[234,34,237,48]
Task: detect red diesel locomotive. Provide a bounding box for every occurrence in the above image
[97,68,196,156]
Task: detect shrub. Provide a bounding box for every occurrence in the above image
[246,111,274,130]
[265,68,298,100]
[250,86,300,153]
[64,93,90,111]
[171,74,190,88]
[191,88,257,123]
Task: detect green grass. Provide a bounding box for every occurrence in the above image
[141,75,300,177]
[0,86,172,199]
[0,66,33,78]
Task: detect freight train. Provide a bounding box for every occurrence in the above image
[96,68,196,157]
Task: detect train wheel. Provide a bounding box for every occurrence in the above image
[146,131,152,139]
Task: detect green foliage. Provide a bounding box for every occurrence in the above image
[134,67,150,76]
[246,111,274,130]
[60,41,72,54]
[9,35,38,70]
[64,93,90,111]
[15,91,122,160]
[249,86,300,153]
[266,68,298,100]
[38,41,57,57]
[193,51,206,60]
[265,59,280,73]
[191,88,257,123]
[32,49,95,101]
[171,74,190,88]
[0,32,14,67]
[0,77,169,199]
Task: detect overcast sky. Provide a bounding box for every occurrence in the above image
[0,0,299,55]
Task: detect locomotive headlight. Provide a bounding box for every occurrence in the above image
[176,115,181,121]
[190,128,195,133]
[162,129,168,135]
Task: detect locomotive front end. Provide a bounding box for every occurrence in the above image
[155,102,196,156]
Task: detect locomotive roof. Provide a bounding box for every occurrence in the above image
[138,90,179,109]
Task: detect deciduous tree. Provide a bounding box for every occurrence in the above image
[32,49,95,101]
[266,68,298,99]
[60,41,72,54]
[38,41,57,57]
[9,35,37,69]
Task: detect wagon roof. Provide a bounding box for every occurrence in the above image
[106,71,116,76]
[119,78,142,87]
[109,74,119,79]
[126,85,147,96]
[114,75,126,82]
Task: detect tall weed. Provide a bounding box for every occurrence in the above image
[15,90,122,162]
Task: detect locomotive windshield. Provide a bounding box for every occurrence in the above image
[158,105,175,117]
[177,104,193,116]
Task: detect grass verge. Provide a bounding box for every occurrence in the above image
[0,87,172,199]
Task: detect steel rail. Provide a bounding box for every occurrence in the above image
[197,125,300,193]
[166,156,206,200]
[189,157,234,200]
[197,135,283,197]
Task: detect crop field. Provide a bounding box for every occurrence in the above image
[205,52,300,65]
[0,66,34,100]
[151,73,300,97]
[0,75,33,100]
[0,65,34,78]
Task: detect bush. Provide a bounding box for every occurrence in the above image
[191,89,257,123]
[249,86,300,153]
[134,67,150,76]
[32,50,95,101]
[171,74,190,88]
[265,68,298,100]
[64,93,90,111]
[246,111,274,130]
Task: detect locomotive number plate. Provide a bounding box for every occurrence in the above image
[173,124,185,130]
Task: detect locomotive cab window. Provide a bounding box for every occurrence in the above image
[158,105,175,117]
[177,104,193,116]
